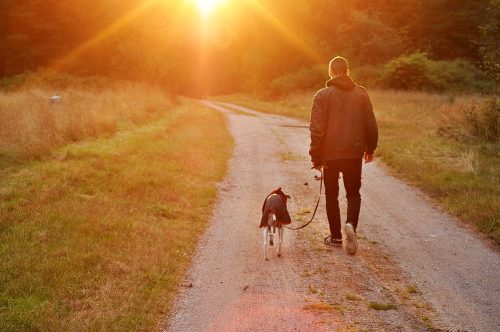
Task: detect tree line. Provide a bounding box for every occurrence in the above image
[0,0,497,95]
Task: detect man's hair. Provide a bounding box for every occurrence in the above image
[329,56,349,77]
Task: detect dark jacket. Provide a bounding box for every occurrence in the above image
[260,188,291,228]
[309,75,378,164]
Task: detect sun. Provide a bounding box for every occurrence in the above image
[197,0,225,16]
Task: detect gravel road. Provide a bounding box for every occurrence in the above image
[164,101,499,332]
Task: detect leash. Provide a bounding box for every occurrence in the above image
[285,168,323,231]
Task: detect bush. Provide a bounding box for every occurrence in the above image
[383,53,495,92]
[382,53,436,90]
[438,97,499,142]
[429,59,493,92]
[270,65,327,96]
[350,65,384,88]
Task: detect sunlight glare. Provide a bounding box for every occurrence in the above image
[197,0,225,16]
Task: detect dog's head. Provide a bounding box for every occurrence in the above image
[270,187,291,203]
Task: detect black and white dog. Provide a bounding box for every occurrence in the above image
[260,188,291,260]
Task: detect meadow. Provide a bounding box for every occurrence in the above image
[0,80,175,157]
[217,90,499,243]
[0,84,232,330]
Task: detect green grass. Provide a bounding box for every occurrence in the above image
[0,100,232,330]
[368,301,398,311]
[217,91,500,243]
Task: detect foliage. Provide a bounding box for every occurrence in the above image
[269,63,387,95]
[350,65,384,88]
[479,0,500,82]
[336,10,408,65]
[0,0,495,95]
[270,65,326,96]
[382,53,493,92]
[429,59,493,92]
[417,0,490,60]
[382,53,436,90]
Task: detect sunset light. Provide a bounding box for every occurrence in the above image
[197,0,226,16]
[0,1,497,331]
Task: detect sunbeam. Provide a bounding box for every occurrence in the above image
[48,0,185,72]
[244,0,325,64]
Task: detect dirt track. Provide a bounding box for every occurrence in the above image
[164,101,500,332]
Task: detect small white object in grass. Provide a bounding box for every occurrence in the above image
[50,95,61,104]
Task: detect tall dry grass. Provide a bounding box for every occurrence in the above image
[0,82,173,157]
[438,97,499,142]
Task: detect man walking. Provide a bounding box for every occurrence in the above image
[309,56,378,255]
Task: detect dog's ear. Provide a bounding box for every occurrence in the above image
[275,187,290,199]
[270,187,282,195]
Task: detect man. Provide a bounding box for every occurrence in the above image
[309,56,378,255]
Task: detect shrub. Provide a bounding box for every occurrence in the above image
[383,53,495,92]
[438,97,499,142]
[351,65,384,88]
[382,53,435,90]
[429,59,493,92]
[270,65,327,96]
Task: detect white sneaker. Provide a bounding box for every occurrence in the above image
[345,223,357,255]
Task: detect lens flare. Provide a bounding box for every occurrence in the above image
[197,0,225,16]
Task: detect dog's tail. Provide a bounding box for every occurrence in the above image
[267,213,277,228]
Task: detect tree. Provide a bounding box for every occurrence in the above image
[479,0,500,82]
[418,0,489,61]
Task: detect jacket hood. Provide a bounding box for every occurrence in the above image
[326,75,357,90]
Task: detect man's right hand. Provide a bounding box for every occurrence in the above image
[364,152,374,163]
[311,161,323,170]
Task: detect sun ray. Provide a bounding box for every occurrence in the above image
[49,0,179,72]
[244,0,325,64]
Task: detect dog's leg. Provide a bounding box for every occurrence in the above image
[277,226,284,257]
[263,226,269,261]
[268,214,275,246]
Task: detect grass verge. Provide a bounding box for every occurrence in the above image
[0,100,232,330]
[217,91,499,243]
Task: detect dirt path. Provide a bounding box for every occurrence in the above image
[164,101,500,332]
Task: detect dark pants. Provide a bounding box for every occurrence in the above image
[323,158,362,239]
